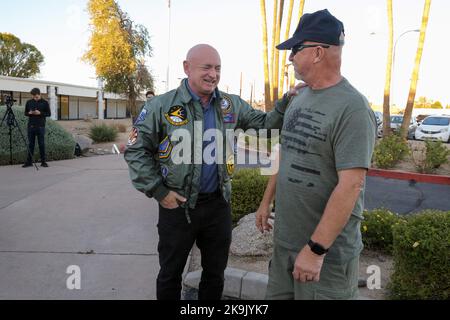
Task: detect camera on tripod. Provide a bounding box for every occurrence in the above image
[3,95,17,108]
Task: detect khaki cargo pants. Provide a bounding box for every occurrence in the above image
[266,244,359,300]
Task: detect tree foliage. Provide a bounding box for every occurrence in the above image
[0,33,44,78]
[83,0,154,116]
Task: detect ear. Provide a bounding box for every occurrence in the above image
[313,47,325,64]
[183,61,189,76]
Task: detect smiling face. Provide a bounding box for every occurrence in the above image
[183,44,221,98]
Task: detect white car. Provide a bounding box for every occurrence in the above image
[415,115,450,142]
[377,115,417,139]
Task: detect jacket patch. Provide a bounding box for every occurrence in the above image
[134,108,148,124]
[226,155,235,176]
[159,136,173,159]
[221,96,233,114]
[161,165,169,179]
[164,106,189,126]
[223,113,236,123]
[127,127,138,146]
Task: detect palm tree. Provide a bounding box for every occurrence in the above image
[278,0,295,97]
[400,0,431,139]
[382,0,394,137]
[272,0,284,104]
[260,0,272,110]
[269,0,278,107]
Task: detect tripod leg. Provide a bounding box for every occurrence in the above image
[6,108,39,170]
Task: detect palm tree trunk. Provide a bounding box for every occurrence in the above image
[270,0,278,107]
[298,0,305,23]
[382,0,394,137]
[260,0,272,110]
[401,0,431,139]
[272,0,284,104]
[278,0,294,97]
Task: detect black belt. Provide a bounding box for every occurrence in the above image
[197,188,221,204]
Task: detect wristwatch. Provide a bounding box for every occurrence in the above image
[308,240,329,256]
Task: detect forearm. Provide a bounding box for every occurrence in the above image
[311,180,362,248]
[259,173,277,208]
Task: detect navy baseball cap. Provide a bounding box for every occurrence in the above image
[277,9,345,50]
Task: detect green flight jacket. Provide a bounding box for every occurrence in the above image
[124,79,290,210]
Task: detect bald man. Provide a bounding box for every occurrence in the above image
[125,44,295,300]
[257,10,376,300]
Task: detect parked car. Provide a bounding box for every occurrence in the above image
[373,111,383,127]
[377,115,417,139]
[415,115,450,142]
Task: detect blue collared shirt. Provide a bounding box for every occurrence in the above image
[186,82,219,193]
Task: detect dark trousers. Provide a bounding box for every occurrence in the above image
[156,195,232,300]
[26,126,46,163]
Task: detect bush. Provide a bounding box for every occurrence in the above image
[231,168,269,224]
[89,124,118,143]
[0,106,76,165]
[388,210,450,300]
[242,133,279,154]
[373,134,410,169]
[112,123,127,133]
[416,140,450,174]
[361,209,406,254]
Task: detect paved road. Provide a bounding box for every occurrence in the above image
[0,155,164,299]
[365,176,450,214]
[236,147,450,214]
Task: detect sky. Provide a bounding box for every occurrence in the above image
[1,0,449,107]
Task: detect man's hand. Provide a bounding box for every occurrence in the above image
[287,82,308,97]
[160,191,187,209]
[292,245,325,283]
[33,110,41,115]
[255,204,273,233]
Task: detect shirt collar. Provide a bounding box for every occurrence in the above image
[185,81,216,106]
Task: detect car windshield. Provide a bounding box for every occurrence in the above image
[390,116,403,123]
[422,117,450,126]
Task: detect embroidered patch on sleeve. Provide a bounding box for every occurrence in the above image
[127,127,139,146]
[158,136,173,159]
[134,108,148,125]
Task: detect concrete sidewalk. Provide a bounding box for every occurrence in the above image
[0,155,162,299]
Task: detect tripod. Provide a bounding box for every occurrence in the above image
[0,103,38,170]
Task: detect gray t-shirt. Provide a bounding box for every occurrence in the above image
[274,78,376,264]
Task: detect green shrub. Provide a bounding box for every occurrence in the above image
[0,106,76,165]
[361,209,406,254]
[388,210,450,300]
[231,168,269,224]
[416,140,450,174]
[112,123,127,133]
[373,134,410,168]
[243,133,279,153]
[89,124,118,143]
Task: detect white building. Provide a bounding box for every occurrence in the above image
[0,76,145,120]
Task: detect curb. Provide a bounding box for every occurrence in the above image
[183,267,372,300]
[368,168,450,185]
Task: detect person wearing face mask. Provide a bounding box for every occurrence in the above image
[124,43,297,300]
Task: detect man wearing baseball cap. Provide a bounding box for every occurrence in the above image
[256,9,377,299]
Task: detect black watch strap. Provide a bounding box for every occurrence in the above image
[308,239,329,255]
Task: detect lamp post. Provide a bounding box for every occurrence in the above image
[166,0,172,93]
[392,29,420,107]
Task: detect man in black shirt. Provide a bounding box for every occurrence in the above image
[23,88,51,168]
